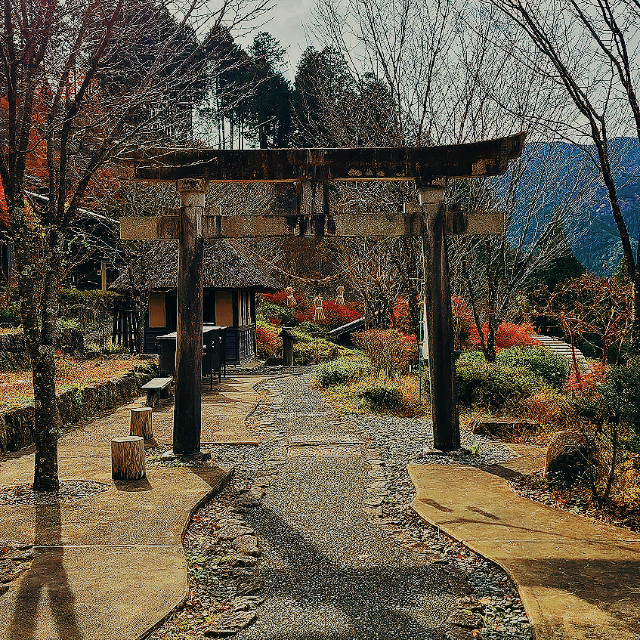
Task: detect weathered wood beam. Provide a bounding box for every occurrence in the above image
[119,208,503,240]
[120,134,526,183]
[172,178,206,455]
[420,188,460,451]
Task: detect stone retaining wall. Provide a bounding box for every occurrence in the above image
[0,328,86,372]
[0,333,30,372]
[0,366,155,452]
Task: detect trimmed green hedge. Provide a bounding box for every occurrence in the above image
[458,347,568,389]
[456,361,546,410]
[357,383,402,410]
[314,356,371,387]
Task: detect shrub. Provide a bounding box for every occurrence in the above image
[260,291,290,306]
[296,321,328,338]
[451,295,473,349]
[456,361,545,410]
[390,297,411,335]
[57,317,83,331]
[256,301,296,327]
[358,382,402,410]
[294,338,342,364]
[521,390,576,428]
[353,329,417,378]
[496,347,568,389]
[256,321,281,358]
[0,307,19,325]
[469,321,537,350]
[314,356,371,387]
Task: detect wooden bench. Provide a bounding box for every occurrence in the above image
[141,377,173,407]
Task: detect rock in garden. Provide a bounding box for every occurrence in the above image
[544,430,601,487]
[446,610,483,629]
[232,535,259,556]
[236,578,263,596]
[234,554,259,566]
[204,610,257,637]
[445,628,477,640]
[455,596,485,612]
[232,595,264,611]
[471,418,538,440]
[216,525,254,540]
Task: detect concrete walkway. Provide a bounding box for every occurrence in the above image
[409,450,640,640]
[0,376,267,640]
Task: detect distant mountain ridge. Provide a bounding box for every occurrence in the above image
[502,138,640,275]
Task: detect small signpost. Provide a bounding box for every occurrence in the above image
[119,134,525,455]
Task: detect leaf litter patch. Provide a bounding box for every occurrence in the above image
[0,480,109,506]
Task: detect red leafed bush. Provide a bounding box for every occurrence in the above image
[390,297,411,334]
[298,300,361,329]
[567,361,606,394]
[353,329,417,378]
[469,322,537,350]
[451,295,473,349]
[256,323,281,358]
[261,291,289,306]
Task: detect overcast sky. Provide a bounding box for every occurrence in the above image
[236,0,318,79]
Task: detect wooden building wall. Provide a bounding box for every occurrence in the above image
[142,289,257,364]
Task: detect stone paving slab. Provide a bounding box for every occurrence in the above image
[408,463,640,640]
[3,545,186,640]
[0,378,263,639]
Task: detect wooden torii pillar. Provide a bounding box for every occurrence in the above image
[120,134,525,455]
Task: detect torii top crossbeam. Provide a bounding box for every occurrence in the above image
[122,133,525,183]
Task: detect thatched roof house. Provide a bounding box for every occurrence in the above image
[111,239,279,362]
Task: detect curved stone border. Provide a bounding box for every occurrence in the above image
[0,365,156,452]
[135,467,235,640]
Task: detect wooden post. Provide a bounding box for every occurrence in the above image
[420,186,460,451]
[130,407,153,440]
[101,261,107,292]
[280,327,294,366]
[173,178,207,455]
[111,436,146,480]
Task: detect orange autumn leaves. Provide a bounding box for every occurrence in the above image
[0,354,148,411]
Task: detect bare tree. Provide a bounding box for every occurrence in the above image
[450,141,600,360]
[0,0,273,492]
[489,0,640,349]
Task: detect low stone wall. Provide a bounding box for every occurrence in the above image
[0,366,156,452]
[0,328,85,372]
[0,334,30,372]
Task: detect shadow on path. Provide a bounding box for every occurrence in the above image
[241,502,454,640]
[9,500,82,640]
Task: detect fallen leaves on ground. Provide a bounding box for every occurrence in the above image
[0,354,149,411]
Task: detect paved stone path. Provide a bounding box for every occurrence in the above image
[0,376,269,640]
[409,463,640,640]
[234,375,468,640]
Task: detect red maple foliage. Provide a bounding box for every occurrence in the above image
[469,321,537,351]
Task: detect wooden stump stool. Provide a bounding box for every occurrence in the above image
[130,407,153,440]
[111,436,146,480]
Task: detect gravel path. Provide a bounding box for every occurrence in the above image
[147,372,533,640]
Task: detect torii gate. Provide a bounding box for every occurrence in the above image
[120,134,525,455]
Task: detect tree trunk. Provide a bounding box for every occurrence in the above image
[11,200,62,492]
[486,319,497,363]
[130,407,153,440]
[31,348,62,492]
[111,436,146,480]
